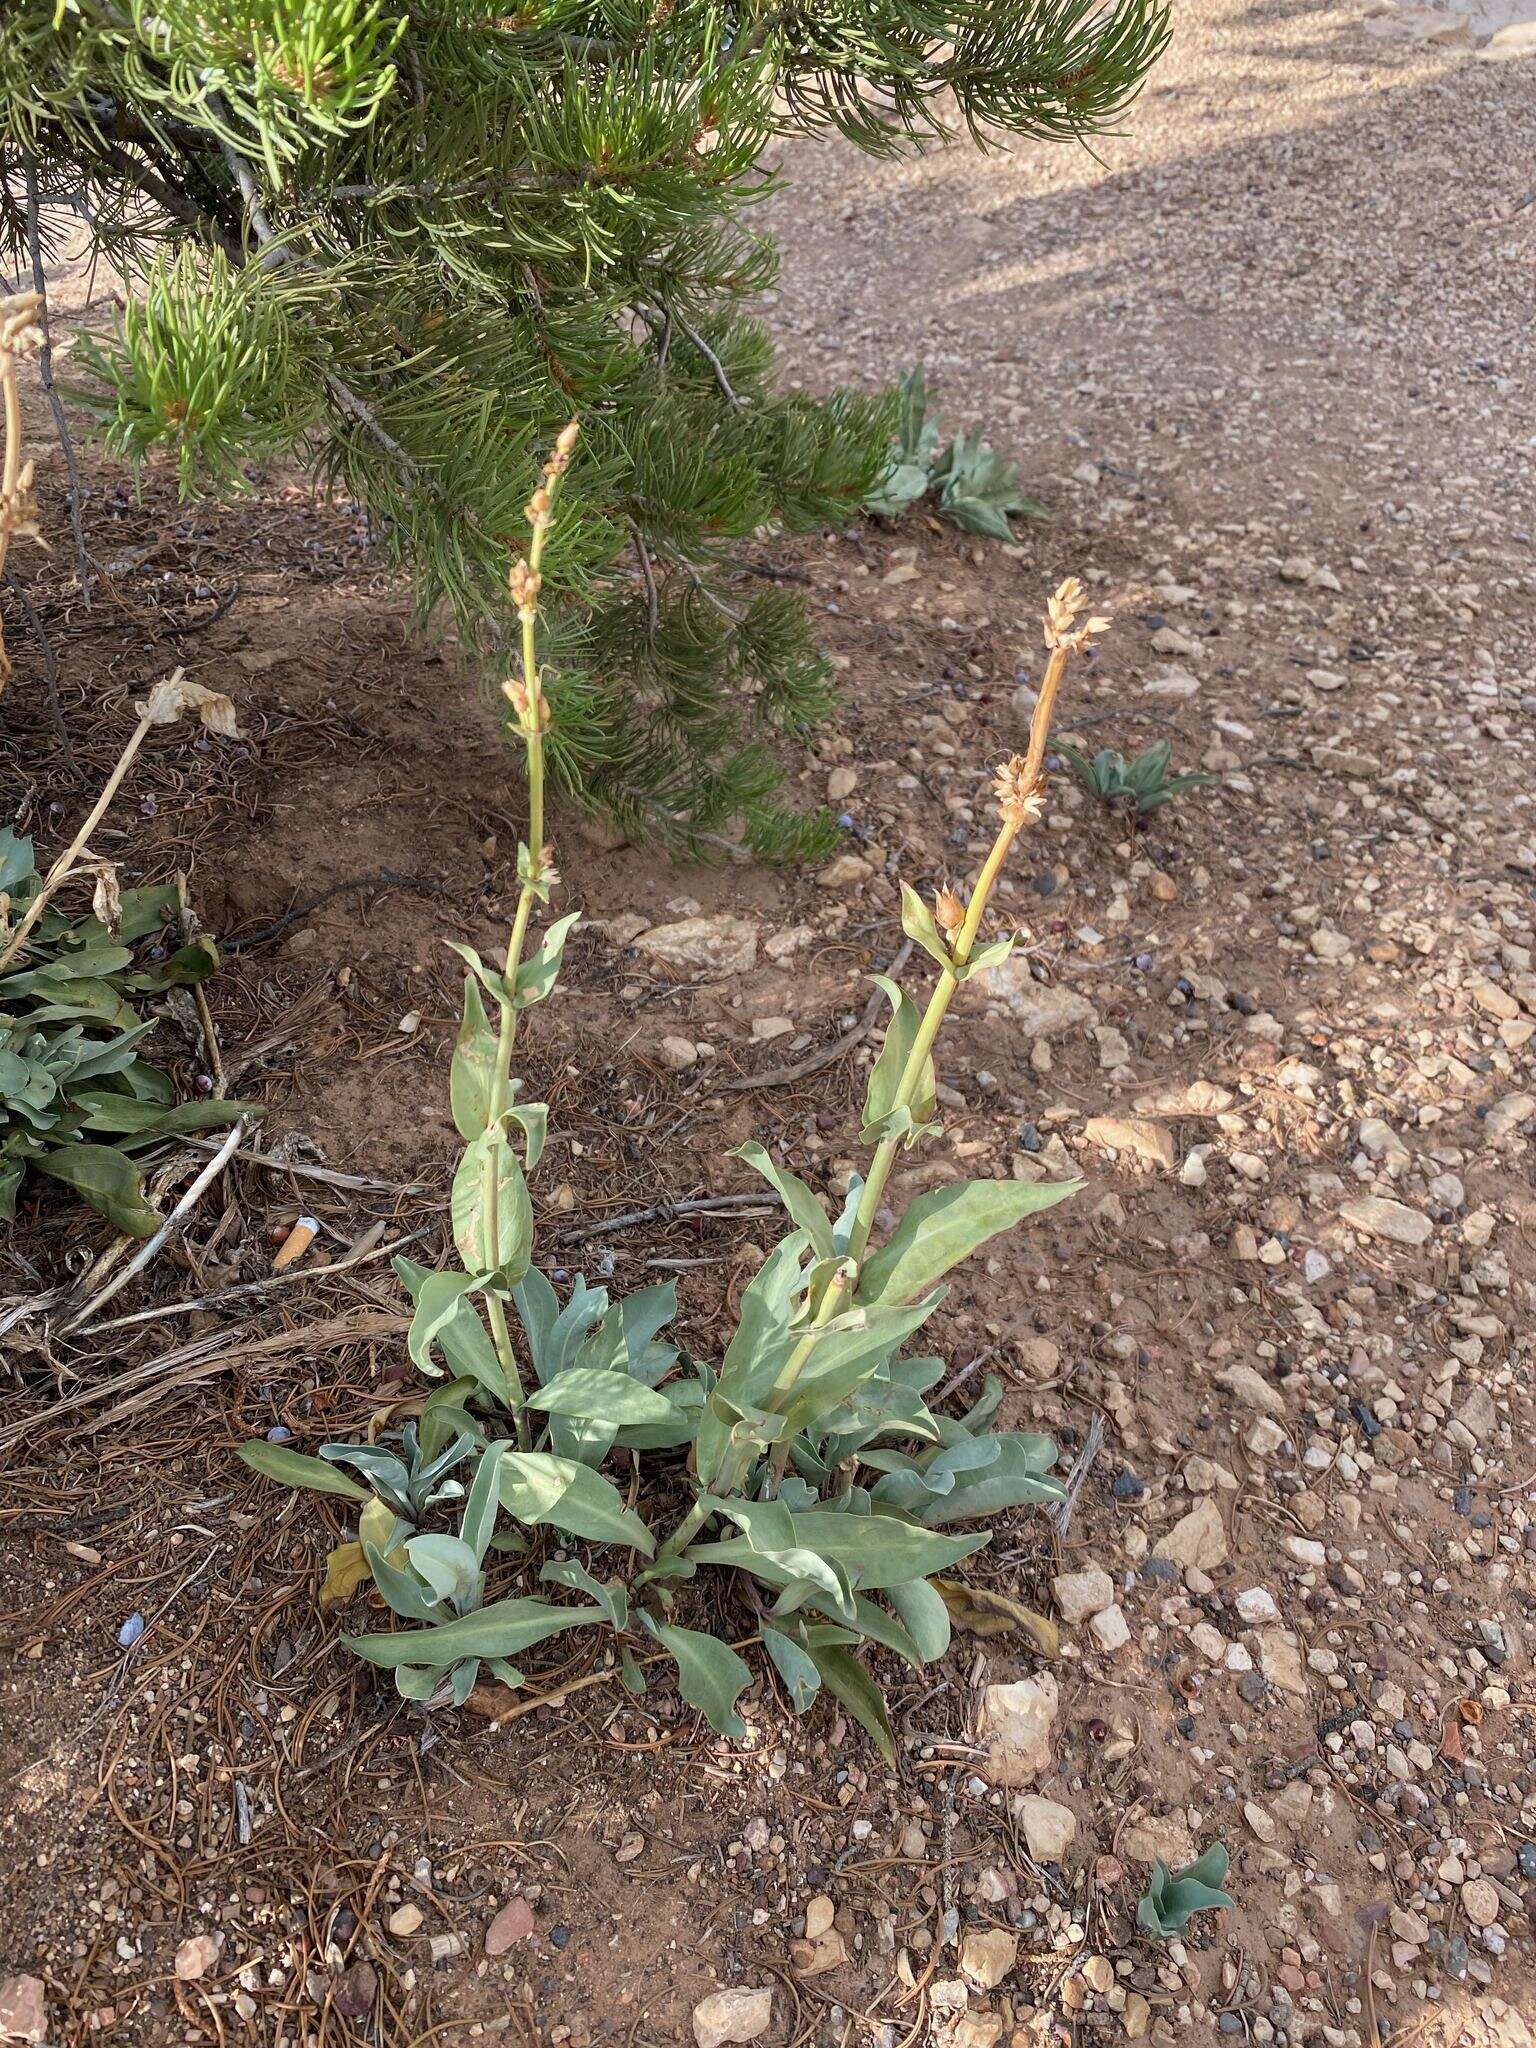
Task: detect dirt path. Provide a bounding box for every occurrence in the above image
[2,6,1535,2046]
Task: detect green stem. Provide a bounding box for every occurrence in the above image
[654,1488,713,1564]
[842,633,1072,1274]
[476,454,563,1440]
[843,821,1016,1271]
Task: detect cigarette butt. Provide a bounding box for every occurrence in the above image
[272,1216,320,1271]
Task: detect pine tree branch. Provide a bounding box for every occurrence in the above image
[209,112,431,494]
[627,517,661,642]
[89,134,244,261]
[667,304,745,413]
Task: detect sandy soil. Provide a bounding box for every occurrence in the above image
[2,3,1535,2046]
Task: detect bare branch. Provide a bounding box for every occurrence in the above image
[23,155,94,594]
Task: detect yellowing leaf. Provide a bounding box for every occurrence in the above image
[932,1577,1060,1659]
[319,1541,372,1609]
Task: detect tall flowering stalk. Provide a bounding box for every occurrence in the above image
[842,575,1108,1270]
[475,420,580,1446]
[661,574,1111,1532]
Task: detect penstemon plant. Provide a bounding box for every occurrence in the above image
[242,432,1111,1755]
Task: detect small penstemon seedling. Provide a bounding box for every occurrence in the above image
[1054,736,1215,818]
[242,443,1112,1753]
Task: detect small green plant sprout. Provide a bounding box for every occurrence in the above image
[1054,737,1215,818]
[1136,1843,1235,1938]
[864,367,1047,542]
[240,436,1114,1750]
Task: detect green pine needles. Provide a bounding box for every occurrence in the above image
[3,0,1168,854]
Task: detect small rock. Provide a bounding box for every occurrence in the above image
[1470,979,1520,1020]
[1190,1622,1227,1664]
[981,965,1097,1039]
[388,1904,424,1938]
[959,1927,1018,1993]
[1083,1115,1177,1171]
[332,1961,378,2020]
[1454,1387,1498,1443]
[1358,1116,1410,1167]
[979,1673,1059,1786]
[1258,1631,1309,1698]
[692,1987,774,2048]
[1309,927,1352,962]
[1153,1498,1227,1571]
[1244,1800,1277,1844]
[174,1935,222,1982]
[1121,1814,1198,1868]
[1151,626,1199,657]
[0,1977,48,2044]
[1485,1093,1533,1144]
[1089,1604,1132,1653]
[827,766,859,802]
[1051,1565,1115,1624]
[804,1895,835,1940]
[1214,1363,1286,1419]
[485,1897,535,1954]
[659,1035,698,1070]
[1235,1587,1280,1626]
[818,852,874,889]
[1014,1795,1078,1865]
[1272,1782,1314,1828]
[792,1929,849,1976]
[1081,1954,1115,1995]
[636,915,758,976]
[1462,1878,1500,1930]
[1340,1196,1431,1247]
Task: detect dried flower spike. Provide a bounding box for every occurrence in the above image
[1,458,42,547]
[0,293,45,360]
[993,755,1046,829]
[1043,574,1111,654]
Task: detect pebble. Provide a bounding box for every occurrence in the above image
[0,1977,47,2045]
[979,1674,1059,1785]
[1339,1195,1433,1247]
[174,1934,222,1981]
[1051,1565,1114,1623]
[692,1987,774,2048]
[1152,1498,1228,1570]
[485,1897,535,1954]
[1082,1114,1177,1171]
[959,1926,1018,1992]
[1462,1879,1501,1930]
[388,1904,424,1937]
[1014,1794,1078,1864]
[635,915,758,975]
[1088,1604,1132,1653]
